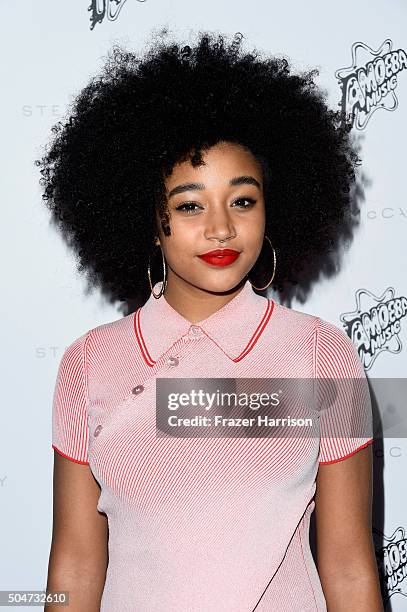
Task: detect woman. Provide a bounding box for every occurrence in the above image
[37,30,383,611]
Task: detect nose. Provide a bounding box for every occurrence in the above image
[204,205,236,242]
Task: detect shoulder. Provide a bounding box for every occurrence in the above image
[60,311,137,371]
[313,315,359,356]
[271,300,356,349]
[268,300,319,339]
[313,315,364,378]
[272,300,317,325]
[266,301,362,373]
[82,311,136,351]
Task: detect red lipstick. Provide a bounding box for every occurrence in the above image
[197,248,241,267]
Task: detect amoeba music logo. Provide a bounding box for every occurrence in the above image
[336,39,407,129]
[88,0,144,30]
[340,287,407,371]
[373,526,407,605]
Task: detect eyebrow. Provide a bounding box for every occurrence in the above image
[167,175,261,199]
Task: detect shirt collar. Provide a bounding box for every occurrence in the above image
[134,279,275,366]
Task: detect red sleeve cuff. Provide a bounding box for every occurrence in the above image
[319,438,374,465]
[52,444,90,465]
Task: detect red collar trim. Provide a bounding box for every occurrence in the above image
[134,298,274,367]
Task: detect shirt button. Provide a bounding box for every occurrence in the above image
[94,424,103,437]
[189,325,202,337]
[132,384,145,395]
[167,356,179,366]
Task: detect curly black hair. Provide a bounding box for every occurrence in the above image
[35,28,362,312]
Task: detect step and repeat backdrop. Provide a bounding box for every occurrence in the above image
[1,1,406,610]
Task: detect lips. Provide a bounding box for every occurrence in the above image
[197,249,241,267]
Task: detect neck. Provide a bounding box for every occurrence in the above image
[160,271,247,324]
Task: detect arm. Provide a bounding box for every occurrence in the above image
[315,443,383,611]
[45,451,108,611]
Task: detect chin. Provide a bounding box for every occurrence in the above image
[194,275,246,294]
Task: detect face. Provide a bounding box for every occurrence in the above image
[155,140,266,294]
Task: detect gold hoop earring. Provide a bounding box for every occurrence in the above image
[247,235,276,291]
[147,240,167,299]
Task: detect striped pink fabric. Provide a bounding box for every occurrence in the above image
[51,279,373,611]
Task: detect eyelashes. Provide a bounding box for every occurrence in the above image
[175,197,257,214]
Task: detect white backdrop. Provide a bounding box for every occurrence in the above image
[0,1,406,610]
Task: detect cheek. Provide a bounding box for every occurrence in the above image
[239,212,265,240]
[162,225,201,263]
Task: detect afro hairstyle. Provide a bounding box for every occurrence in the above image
[35,28,362,312]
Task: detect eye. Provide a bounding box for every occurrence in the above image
[175,202,202,214]
[232,197,256,208]
[175,197,257,214]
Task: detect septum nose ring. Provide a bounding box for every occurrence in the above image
[217,234,236,244]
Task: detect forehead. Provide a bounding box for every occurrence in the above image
[165,142,262,188]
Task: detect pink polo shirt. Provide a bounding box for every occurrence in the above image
[51,279,373,611]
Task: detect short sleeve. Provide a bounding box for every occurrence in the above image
[51,330,91,464]
[315,318,374,464]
